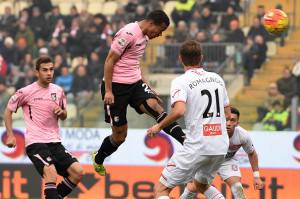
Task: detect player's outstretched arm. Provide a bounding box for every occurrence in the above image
[4,108,16,148]
[103,50,120,105]
[248,151,264,190]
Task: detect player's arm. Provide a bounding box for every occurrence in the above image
[54,107,67,120]
[148,101,186,136]
[248,150,264,190]
[3,108,16,148]
[103,50,120,105]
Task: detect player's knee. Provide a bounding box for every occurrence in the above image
[112,126,128,144]
[43,165,58,183]
[231,182,246,199]
[72,166,84,184]
[145,98,163,113]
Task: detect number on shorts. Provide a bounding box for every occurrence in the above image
[142,83,154,94]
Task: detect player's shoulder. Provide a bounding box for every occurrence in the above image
[172,73,187,85]
[235,126,251,140]
[50,83,64,92]
[118,22,138,37]
[17,82,36,94]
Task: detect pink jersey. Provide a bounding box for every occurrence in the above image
[111,22,148,84]
[7,82,66,146]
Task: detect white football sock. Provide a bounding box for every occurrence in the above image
[180,186,197,199]
[231,182,246,199]
[204,186,225,199]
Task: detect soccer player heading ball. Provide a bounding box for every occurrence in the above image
[92,10,186,176]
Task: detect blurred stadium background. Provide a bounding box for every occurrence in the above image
[0,0,299,198]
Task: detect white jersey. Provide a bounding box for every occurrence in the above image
[170,68,229,155]
[225,126,255,161]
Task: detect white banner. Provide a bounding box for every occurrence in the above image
[0,128,300,169]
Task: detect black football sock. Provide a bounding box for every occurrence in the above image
[156,112,185,145]
[57,177,77,198]
[95,136,120,164]
[44,182,59,199]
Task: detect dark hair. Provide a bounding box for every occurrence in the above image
[35,56,53,70]
[230,107,240,119]
[180,40,202,66]
[146,10,170,27]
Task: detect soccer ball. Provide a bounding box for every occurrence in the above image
[263,9,289,35]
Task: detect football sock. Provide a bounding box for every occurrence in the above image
[180,187,197,199]
[44,182,59,199]
[95,136,120,164]
[57,177,77,198]
[204,186,225,199]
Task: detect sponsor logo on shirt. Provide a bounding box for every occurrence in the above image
[51,93,57,101]
[118,38,126,47]
[203,123,222,136]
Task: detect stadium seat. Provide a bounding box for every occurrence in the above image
[101,1,118,15]
[266,41,277,57]
[58,2,73,15]
[0,1,13,15]
[87,2,103,14]
[242,26,250,36]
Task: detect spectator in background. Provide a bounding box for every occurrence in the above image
[92,14,108,35]
[220,5,238,30]
[0,6,17,36]
[262,100,289,131]
[0,55,8,78]
[71,65,94,108]
[276,67,298,107]
[14,68,36,89]
[87,52,103,86]
[195,31,208,43]
[48,6,64,34]
[111,7,129,28]
[257,83,285,122]
[198,6,215,30]
[173,20,189,43]
[292,58,300,96]
[0,77,10,125]
[207,18,223,41]
[55,66,74,95]
[19,53,34,72]
[225,20,245,43]
[29,7,48,40]
[14,37,30,66]
[18,9,29,24]
[132,5,147,22]
[38,47,49,58]
[256,5,265,21]
[171,0,196,26]
[67,18,84,58]
[82,24,101,57]
[78,8,93,32]
[53,54,68,79]
[124,0,139,13]
[253,35,267,69]
[188,21,199,39]
[48,37,66,58]
[247,17,268,41]
[52,19,66,39]
[1,37,16,68]
[64,5,79,29]
[15,21,35,50]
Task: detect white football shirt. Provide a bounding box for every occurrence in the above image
[170,68,229,155]
[225,126,255,160]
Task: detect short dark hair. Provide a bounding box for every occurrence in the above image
[146,10,170,27]
[231,107,240,119]
[35,56,53,70]
[180,40,202,66]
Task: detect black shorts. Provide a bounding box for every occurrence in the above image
[26,142,78,177]
[101,80,158,126]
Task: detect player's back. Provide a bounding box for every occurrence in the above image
[171,68,229,155]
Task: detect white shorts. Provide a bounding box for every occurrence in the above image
[159,150,225,188]
[217,158,241,180]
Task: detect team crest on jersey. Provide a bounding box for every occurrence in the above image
[51,93,57,101]
[118,38,126,47]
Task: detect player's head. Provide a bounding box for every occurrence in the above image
[179,40,203,69]
[144,10,169,39]
[226,107,240,137]
[35,56,54,86]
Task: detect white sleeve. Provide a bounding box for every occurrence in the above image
[170,79,187,107]
[242,133,255,154]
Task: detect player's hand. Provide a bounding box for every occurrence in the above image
[53,106,64,116]
[104,91,114,105]
[147,124,162,137]
[253,177,264,190]
[6,134,16,148]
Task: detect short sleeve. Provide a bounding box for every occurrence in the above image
[170,79,187,107]
[110,29,135,55]
[7,89,27,112]
[222,80,229,107]
[242,133,255,154]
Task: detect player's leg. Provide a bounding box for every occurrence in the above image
[51,143,84,198]
[131,81,185,144]
[225,177,246,199]
[155,181,172,198]
[218,160,246,199]
[93,82,130,175]
[26,143,59,199]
